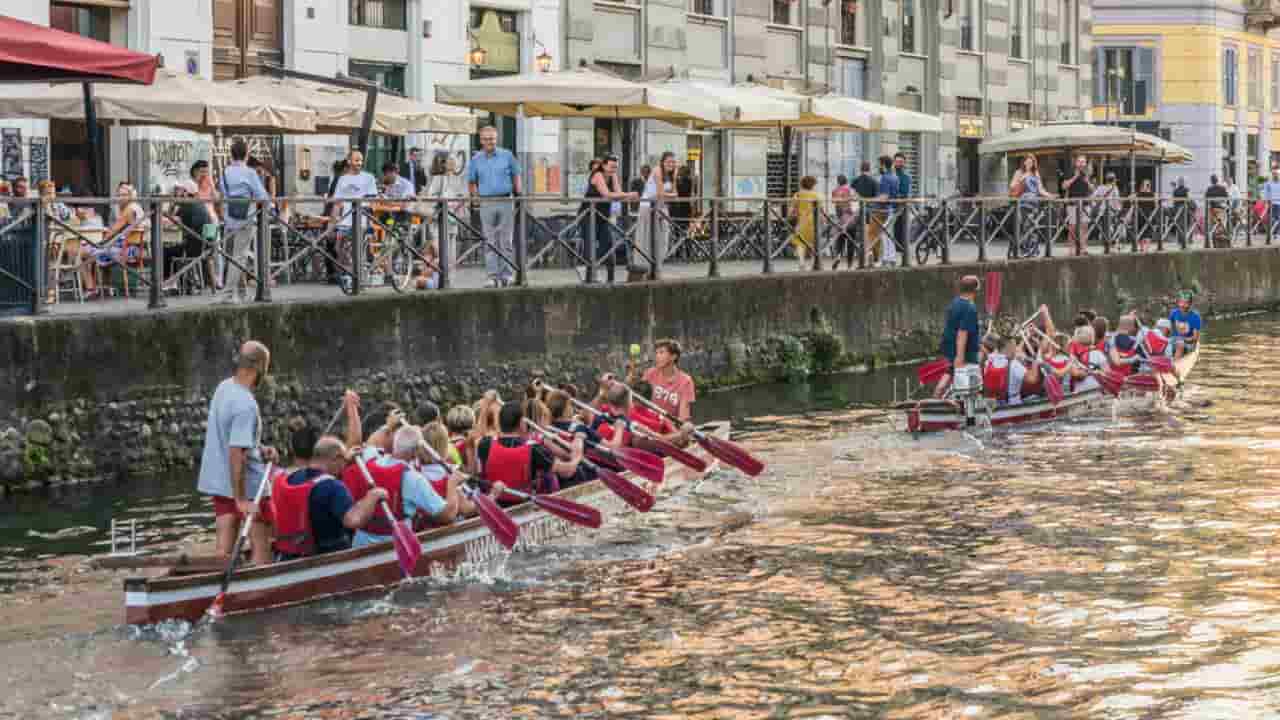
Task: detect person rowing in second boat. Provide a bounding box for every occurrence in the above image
[1109,315,1143,377]
[272,436,390,561]
[1067,325,1111,392]
[1169,291,1201,359]
[982,334,1027,406]
[343,425,463,547]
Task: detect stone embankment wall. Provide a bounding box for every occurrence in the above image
[2,248,1278,487]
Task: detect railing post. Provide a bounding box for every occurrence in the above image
[811,200,821,271]
[762,200,773,274]
[977,202,987,263]
[941,198,951,265]
[1270,200,1276,246]
[33,199,47,315]
[648,201,661,281]
[1102,201,1112,255]
[351,199,363,295]
[436,200,451,289]
[1129,196,1138,253]
[148,200,166,310]
[1014,202,1022,260]
[1247,196,1254,248]
[1044,202,1054,258]
[514,197,527,286]
[857,202,868,269]
[708,200,721,278]
[1157,197,1166,252]
[585,203,597,285]
[255,199,271,303]
[899,203,910,268]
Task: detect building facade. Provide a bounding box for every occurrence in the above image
[560,0,1095,199]
[1092,0,1279,194]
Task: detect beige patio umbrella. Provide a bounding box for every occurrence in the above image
[736,84,944,133]
[224,75,476,135]
[434,65,721,124]
[0,69,316,132]
[979,123,1192,163]
[647,80,800,128]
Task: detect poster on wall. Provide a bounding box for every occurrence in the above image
[1,128,22,181]
[28,137,48,184]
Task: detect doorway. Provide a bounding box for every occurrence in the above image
[958,138,980,195]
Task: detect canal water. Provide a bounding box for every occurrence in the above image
[0,313,1277,718]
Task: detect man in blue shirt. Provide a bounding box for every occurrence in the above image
[1169,290,1202,356]
[217,140,272,304]
[935,275,981,398]
[893,152,912,264]
[273,435,388,560]
[869,155,899,265]
[466,126,524,287]
[352,425,461,548]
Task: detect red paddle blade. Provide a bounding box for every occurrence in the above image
[595,465,656,512]
[645,436,708,473]
[1126,374,1161,392]
[206,592,227,619]
[612,446,666,484]
[917,358,951,385]
[1096,372,1123,396]
[390,519,423,578]
[472,491,520,549]
[1146,356,1175,373]
[531,494,603,529]
[1043,371,1065,404]
[693,432,765,477]
[985,272,1002,315]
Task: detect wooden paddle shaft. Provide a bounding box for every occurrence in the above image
[217,461,274,593]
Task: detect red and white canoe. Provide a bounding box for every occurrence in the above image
[120,422,728,625]
[896,343,1200,433]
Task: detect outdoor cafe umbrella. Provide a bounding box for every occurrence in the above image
[224,75,476,136]
[978,123,1193,163]
[0,14,158,84]
[434,64,720,124]
[0,69,316,133]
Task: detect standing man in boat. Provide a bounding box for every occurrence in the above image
[934,275,982,398]
[197,340,279,566]
[272,436,389,561]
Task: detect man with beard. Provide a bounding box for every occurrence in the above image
[197,340,279,565]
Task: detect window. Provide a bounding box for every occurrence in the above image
[958,97,982,116]
[839,0,861,46]
[1224,46,1238,106]
[1272,57,1279,109]
[348,61,405,94]
[1249,49,1262,109]
[834,59,869,180]
[1009,102,1031,121]
[901,0,917,54]
[772,0,793,25]
[1094,47,1153,115]
[470,9,521,75]
[1223,130,1237,181]
[1249,133,1260,181]
[1011,0,1025,58]
[960,0,976,51]
[1059,0,1075,64]
[349,0,407,30]
[689,0,718,15]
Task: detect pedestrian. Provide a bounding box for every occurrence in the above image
[466,125,523,287]
[162,179,212,285]
[1009,155,1052,257]
[668,166,694,247]
[218,140,272,304]
[1263,168,1280,236]
[329,149,379,290]
[197,340,279,566]
[830,175,853,270]
[934,274,981,399]
[788,175,821,271]
[427,153,465,271]
[1092,172,1121,250]
[1135,178,1157,252]
[582,154,638,283]
[893,152,911,263]
[633,152,676,281]
[869,155,898,266]
[400,147,428,196]
[1171,177,1192,246]
[1061,155,1093,256]
[1205,174,1230,248]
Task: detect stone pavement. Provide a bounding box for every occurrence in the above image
[33,237,1200,319]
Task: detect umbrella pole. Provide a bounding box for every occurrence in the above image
[82,82,102,198]
[358,84,380,158]
[782,125,793,200]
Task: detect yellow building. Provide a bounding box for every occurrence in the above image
[1091,2,1280,193]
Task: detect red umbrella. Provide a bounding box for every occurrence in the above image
[0,14,158,85]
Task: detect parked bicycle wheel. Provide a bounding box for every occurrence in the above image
[914,236,935,265]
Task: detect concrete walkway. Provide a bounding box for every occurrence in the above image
[30,237,1224,319]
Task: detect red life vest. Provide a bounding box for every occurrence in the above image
[1143,330,1171,356]
[272,469,318,557]
[1021,360,1044,396]
[983,357,1009,401]
[629,405,674,435]
[1094,340,1107,354]
[594,406,633,447]
[341,460,406,537]
[1114,338,1139,377]
[483,438,534,494]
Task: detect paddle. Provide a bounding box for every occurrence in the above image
[621,383,765,477]
[418,443,599,532]
[1125,373,1162,392]
[461,484,521,550]
[207,462,274,620]
[322,402,345,435]
[1144,355,1175,374]
[529,418,666,485]
[560,391,708,473]
[353,454,422,578]
[1018,332,1064,405]
[524,420,656,513]
[917,358,951,386]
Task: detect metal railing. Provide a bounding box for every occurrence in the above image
[0,192,1273,316]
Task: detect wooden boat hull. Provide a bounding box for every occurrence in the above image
[898,387,1109,433]
[122,422,729,625]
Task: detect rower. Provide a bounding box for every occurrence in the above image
[272,436,388,561]
[478,401,583,503]
[1109,315,1142,377]
[1091,316,1111,356]
[1041,333,1073,394]
[445,405,475,468]
[628,381,689,446]
[1139,318,1175,372]
[629,339,695,444]
[345,425,462,548]
[546,389,608,488]
[1068,325,1110,392]
[935,275,981,399]
[981,334,1026,406]
[1169,291,1201,358]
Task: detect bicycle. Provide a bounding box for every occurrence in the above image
[338,206,434,295]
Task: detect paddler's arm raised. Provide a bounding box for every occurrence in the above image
[343,390,362,449]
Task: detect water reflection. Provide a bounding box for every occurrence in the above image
[9,317,1280,717]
